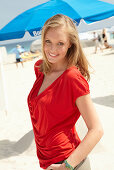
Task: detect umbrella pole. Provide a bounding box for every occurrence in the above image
[0,50,8,115]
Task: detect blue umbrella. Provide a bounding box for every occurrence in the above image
[0,0,114,41]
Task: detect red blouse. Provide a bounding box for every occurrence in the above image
[27,60,90,169]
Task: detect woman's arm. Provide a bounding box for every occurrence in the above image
[46,94,103,170]
[65,94,104,168]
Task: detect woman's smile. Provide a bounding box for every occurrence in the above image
[49,52,59,58]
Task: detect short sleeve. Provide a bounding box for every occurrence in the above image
[34,59,42,78]
[70,70,90,102]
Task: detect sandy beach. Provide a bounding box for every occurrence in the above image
[0,41,114,170]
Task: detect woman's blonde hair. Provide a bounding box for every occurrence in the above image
[40,14,90,81]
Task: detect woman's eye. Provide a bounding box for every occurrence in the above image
[45,40,51,43]
[58,42,64,46]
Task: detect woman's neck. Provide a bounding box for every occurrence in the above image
[51,61,68,72]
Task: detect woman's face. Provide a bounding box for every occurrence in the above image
[44,26,71,66]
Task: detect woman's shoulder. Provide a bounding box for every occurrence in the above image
[66,66,90,97]
[66,66,89,85]
[34,59,43,67]
[34,59,43,78]
[67,66,83,79]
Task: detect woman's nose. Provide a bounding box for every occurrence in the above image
[50,44,57,52]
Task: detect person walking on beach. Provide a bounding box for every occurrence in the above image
[28,14,103,170]
[93,32,103,53]
[102,28,112,49]
[12,45,24,68]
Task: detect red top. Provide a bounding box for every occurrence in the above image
[27,60,90,169]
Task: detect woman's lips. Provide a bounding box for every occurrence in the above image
[49,53,58,57]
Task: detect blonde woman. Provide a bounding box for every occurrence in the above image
[28,14,103,170]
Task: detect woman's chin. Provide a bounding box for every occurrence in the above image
[47,57,57,64]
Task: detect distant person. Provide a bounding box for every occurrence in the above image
[11,45,25,68]
[113,32,114,39]
[102,29,112,49]
[93,32,103,54]
[27,14,103,170]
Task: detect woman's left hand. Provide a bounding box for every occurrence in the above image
[46,163,67,170]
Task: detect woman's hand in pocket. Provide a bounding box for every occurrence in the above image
[46,163,67,170]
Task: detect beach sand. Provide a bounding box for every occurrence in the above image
[0,42,114,170]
